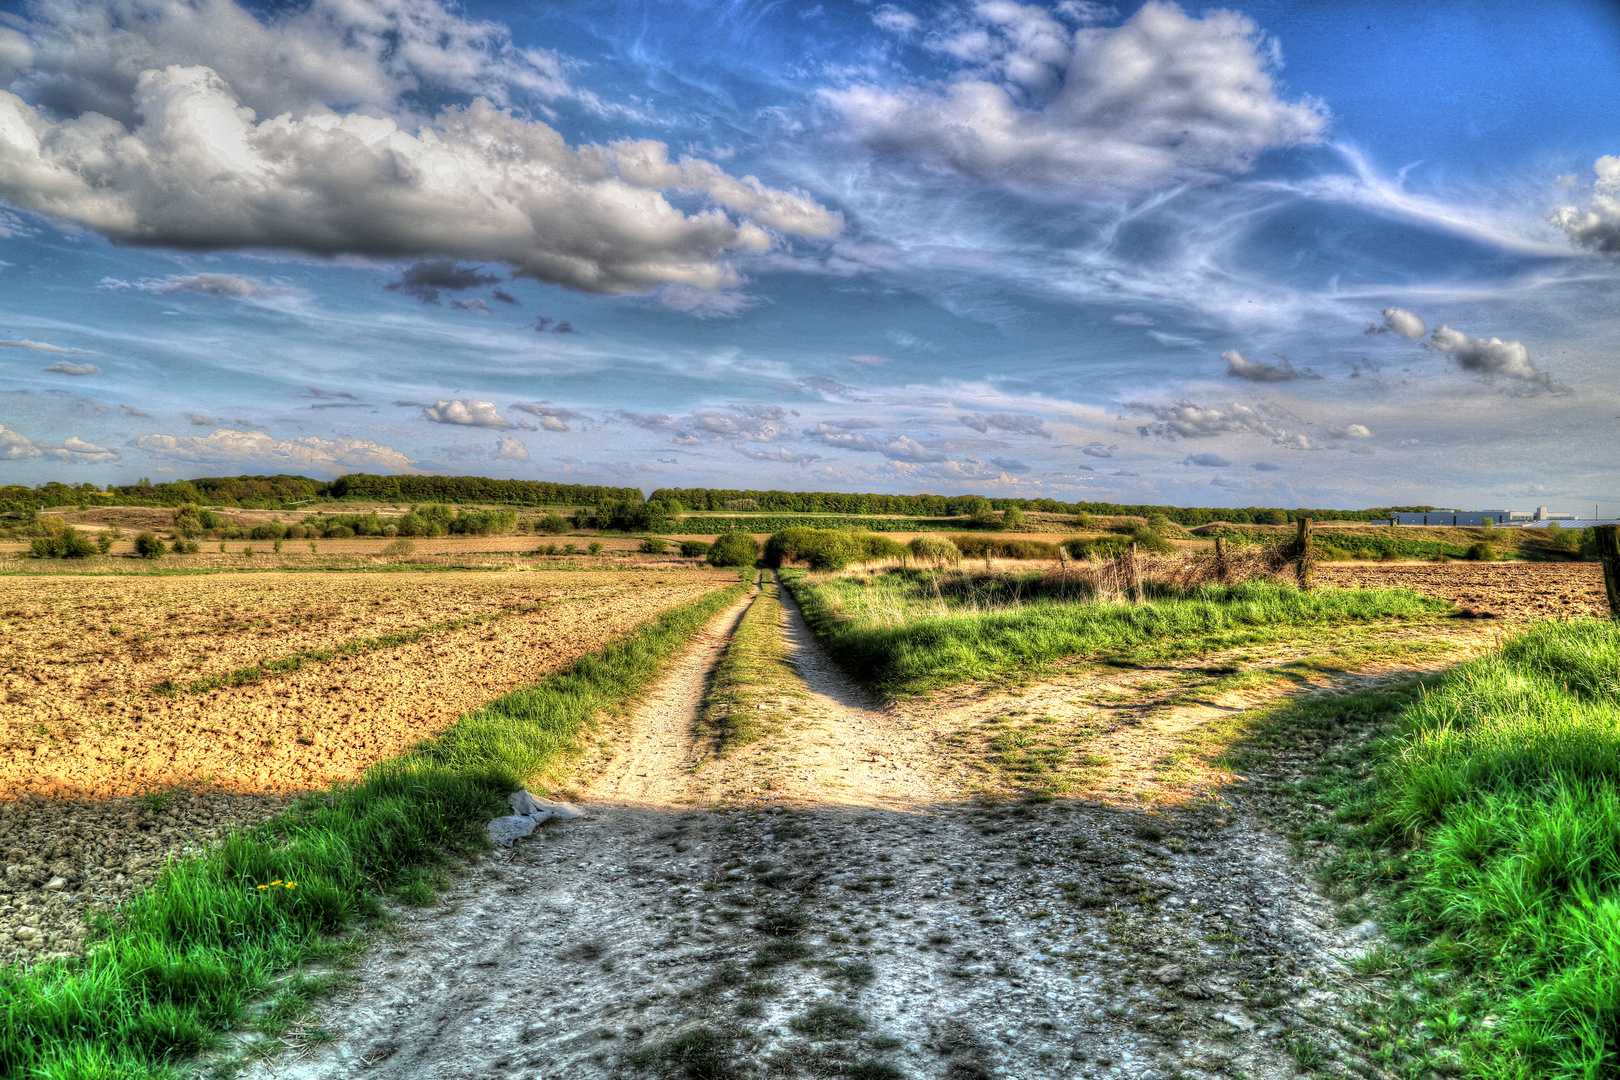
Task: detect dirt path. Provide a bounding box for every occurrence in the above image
[237,587,1469,1080]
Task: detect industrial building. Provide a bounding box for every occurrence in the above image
[1389,507,1576,526]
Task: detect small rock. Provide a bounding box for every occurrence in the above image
[1214,1011,1255,1032]
[509,788,585,821]
[43,876,67,891]
[486,815,547,847]
[1152,964,1184,986]
[1346,920,1379,940]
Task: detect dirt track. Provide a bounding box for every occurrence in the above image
[241,581,1490,1080]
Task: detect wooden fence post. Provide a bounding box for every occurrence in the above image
[1295,517,1314,590]
[1129,541,1144,603]
[1214,536,1228,583]
[1598,524,1620,619]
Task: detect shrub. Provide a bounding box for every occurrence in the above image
[708,531,759,567]
[286,524,309,540]
[1257,509,1289,525]
[680,540,713,557]
[133,532,165,559]
[964,496,996,526]
[1001,505,1025,530]
[907,535,961,567]
[950,534,1060,560]
[1316,545,1354,562]
[587,541,603,555]
[327,525,355,539]
[639,537,669,554]
[1544,521,1580,553]
[250,521,288,541]
[31,529,97,558]
[538,543,558,556]
[1062,527,1173,559]
[382,538,416,557]
[764,528,905,570]
[536,512,569,535]
[1467,541,1496,562]
[170,539,199,554]
[95,533,115,555]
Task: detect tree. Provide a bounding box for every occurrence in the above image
[134,533,165,559]
[965,496,996,526]
[708,531,760,567]
[1001,505,1025,531]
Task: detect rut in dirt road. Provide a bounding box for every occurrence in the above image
[242,577,1393,1080]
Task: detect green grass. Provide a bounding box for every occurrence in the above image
[699,578,803,751]
[784,570,1447,694]
[1236,619,1620,1080]
[0,581,747,1079]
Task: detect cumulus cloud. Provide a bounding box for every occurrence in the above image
[1430,325,1551,386]
[147,273,282,297]
[138,427,416,473]
[1132,399,1308,447]
[826,1,1326,190]
[386,261,500,304]
[421,399,513,429]
[1551,155,1620,253]
[41,361,101,375]
[511,401,588,432]
[185,412,214,425]
[1366,307,1425,340]
[0,424,42,459]
[737,446,820,463]
[47,436,118,463]
[0,65,838,295]
[1184,453,1231,467]
[0,338,94,354]
[959,412,1050,437]
[1328,424,1372,438]
[1221,350,1314,382]
[1080,442,1116,458]
[492,437,528,462]
[805,422,942,462]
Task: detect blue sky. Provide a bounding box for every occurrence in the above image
[1,0,1617,511]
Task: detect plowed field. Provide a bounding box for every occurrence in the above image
[1318,561,1607,618]
[1,570,733,798]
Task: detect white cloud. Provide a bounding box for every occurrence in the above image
[0,338,94,355]
[805,422,943,462]
[1221,349,1313,382]
[1369,307,1426,340]
[1551,155,1620,253]
[421,399,513,429]
[872,6,921,35]
[737,446,819,463]
[1430,325,1551,386]
[46,436,118,463]
[0,424,43,459]
[137,427,416,473]
[41,362,101,375]
[0,68,838,295]
[825,1,1326,190]
[493,437,528,462]
[1184,453,1230,467]
[1112,312,1154,326]
[1328,424,1372,438]
[1132,399,1308,447]
[654,284,764,318]
[153,273,282,297]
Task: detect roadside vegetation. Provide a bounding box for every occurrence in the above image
[785,568,1446,694]
[1232,619,1620,1079]
[699,578,803,752]
[0,581,748,1079]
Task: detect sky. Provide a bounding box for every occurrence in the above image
[0,0,1617,511]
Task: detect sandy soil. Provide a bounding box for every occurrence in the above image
[1318,560,1607,618]
[243,579,1470,1080]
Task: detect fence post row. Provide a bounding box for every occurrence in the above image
[1598,524,1620,619]
[1295,517,1314,590]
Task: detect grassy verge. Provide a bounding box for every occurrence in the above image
[0,581,748,1079]
[783,573,1447,694]
[1231,619,1620,1079]
[699,576,804,753]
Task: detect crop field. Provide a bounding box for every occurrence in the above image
[1318,560,1609,617]
[0,567,735,967]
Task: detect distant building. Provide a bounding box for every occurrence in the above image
[1391,507,1575,526]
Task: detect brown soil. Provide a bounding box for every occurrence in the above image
[1318,560,1608,618]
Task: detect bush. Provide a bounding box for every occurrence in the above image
[1001,505,1025,530]
[95,533,114,555]
[133,533,165,559]
[964,496,996,526]
[1062,527,1173,559]
[587,541,603,555]
[907,535,961,567]
[639,537,669,554]
[1544,521,1580,553]
[536,512,569,535]
[1467,541,1496,562]
[382,538,416,557]
[680,540,712,557]
[764,528,905,571]
[30,528,97,558]
[170,539,199,554]
[950,534,1060,560]
[327,525,355,539]
[250,521,288,541]
[708,531,759,567]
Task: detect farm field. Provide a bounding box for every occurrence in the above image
[1317,560,1608,617]
[0,567,735,967]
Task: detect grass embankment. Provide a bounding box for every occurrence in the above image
[784,570,1446,694]
[1239,619,1620,1079]
[700,577,804,752]
[0,581,748,1079]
